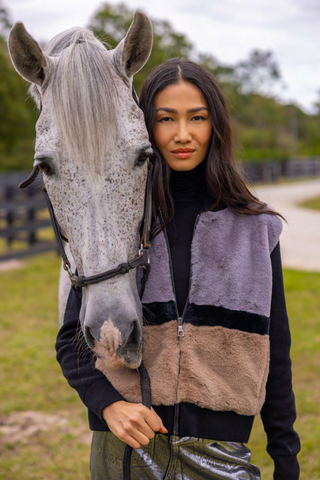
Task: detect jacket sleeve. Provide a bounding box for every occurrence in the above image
[55,286,125,424]
[260,242,300,479]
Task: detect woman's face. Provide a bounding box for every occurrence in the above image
[153,81,212,171]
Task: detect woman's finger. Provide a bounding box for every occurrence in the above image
[145,408,167,433]
[137,424,155,440]
[125,435,142,450]
[130,429,151,447]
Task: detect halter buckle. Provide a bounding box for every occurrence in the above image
[63,259,73,277]
[139,244,150,264]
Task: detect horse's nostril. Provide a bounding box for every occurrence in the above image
[84,326,95,350]
[126,320,140,349]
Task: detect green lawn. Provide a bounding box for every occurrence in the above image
[300,195,320,211]
[249,268,320,478]
[0,253,319,478]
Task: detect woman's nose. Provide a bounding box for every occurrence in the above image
[174,120,192,143]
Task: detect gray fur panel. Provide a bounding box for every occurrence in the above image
[137,230,175,304]
[189,209,283,317]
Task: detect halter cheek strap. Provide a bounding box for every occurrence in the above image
[42,160,153,294]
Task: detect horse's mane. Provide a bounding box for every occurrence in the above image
[29,27,118,174]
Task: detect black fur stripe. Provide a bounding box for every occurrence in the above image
[143,301,269,335]
[143,301,176,324]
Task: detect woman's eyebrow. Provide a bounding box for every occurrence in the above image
[156,107,209,113]
[188,107,209,113]
[156,107,177,113]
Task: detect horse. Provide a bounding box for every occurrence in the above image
[8,12,153,371]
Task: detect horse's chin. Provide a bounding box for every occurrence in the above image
[92,319,142,370]
[95,344,141,371]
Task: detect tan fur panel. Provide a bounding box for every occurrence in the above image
[96,321,180,405]
[177,324,270,416]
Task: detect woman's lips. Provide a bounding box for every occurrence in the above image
[171,149,195,159]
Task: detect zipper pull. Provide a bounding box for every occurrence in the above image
[177,317,184,337]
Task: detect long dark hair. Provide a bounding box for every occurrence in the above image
[139,58,282,229]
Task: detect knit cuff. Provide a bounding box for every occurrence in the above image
[83,377,126,424]
[273,455,299,480]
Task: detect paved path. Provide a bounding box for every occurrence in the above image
[254,179,320,272]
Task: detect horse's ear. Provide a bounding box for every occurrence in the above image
[8,22,47,85]
[112,11,153,79]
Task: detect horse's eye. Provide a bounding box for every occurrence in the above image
[137,152,150,165]
[38,161,53,174]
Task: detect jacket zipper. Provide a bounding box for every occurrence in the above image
[163,214,200,336]
[163,214,201,436]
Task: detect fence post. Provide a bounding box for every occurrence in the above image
[4,185,15,247]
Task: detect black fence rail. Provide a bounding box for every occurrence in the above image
[242,156,320,184]
[283,157,320,179]
[0,172,57,262]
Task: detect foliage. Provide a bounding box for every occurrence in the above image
[0,2,37,171]
[0,1,10,36]
[88,2,193,94]
[235,49,282,96]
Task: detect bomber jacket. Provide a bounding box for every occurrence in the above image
[56,166,300,479]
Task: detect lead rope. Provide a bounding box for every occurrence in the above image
[122,365,151,479]
[122,269,152,480]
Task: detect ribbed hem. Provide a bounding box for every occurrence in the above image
[87,402,254,443]
[272,455,300,480]
[155,403,254,442]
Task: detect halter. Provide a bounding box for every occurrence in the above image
[19,160,152,295]
[19,85,153,295]
[42,160,153,295]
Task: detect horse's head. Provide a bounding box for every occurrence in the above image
[8,13,153,369]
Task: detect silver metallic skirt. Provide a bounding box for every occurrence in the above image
[91,432,261,479]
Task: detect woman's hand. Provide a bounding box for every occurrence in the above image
[102,401,168,449]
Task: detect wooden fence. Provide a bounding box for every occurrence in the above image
[0,172,57,262]
[243,156,320,183]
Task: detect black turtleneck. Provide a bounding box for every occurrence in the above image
[166,161,207,316]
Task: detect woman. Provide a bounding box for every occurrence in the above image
[56,58,300,479]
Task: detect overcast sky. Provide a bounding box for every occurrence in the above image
[6,0,320,113]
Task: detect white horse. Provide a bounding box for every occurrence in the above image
[8,13,153,370]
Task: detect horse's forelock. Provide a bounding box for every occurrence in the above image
[30,27,119,174]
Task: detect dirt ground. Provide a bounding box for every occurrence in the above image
[0,411,92,445]
[0,259,26,272]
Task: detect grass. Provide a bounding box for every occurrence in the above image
[0,252,91,479]
[299,195,320,211]
[248,268,320,478]
[1,253,320,478]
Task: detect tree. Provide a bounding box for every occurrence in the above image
[313,89,320,116]
[88,3,193,93]
[0,0,10,36]
[0,1,37,171]
[235,49,282,96]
